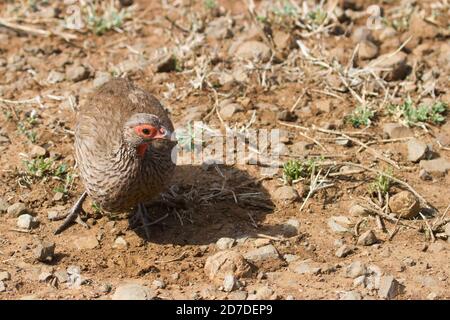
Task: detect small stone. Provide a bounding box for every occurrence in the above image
[204,250,252,284]
[152,279,166,289]
[273,30,293,51]
[38,271,53,282]
[205,17,233,40]
[406,138,429,162]
[113,236,128,249]
[66,64,89,82]
[0,281,5,292]
[273,186,299,203]
[277,110,296,121]
[247,286,273,300]
[54,270,68,284]
[283,254,299,263]
[244,244,279,262]
[335,244,354,258]
[7,202,27,217]
[253,238,271,247]
[34,241,55,262]
[228,291,247,300]
[223,274,236,292]
[352,27,373,43]
[353,275,367,288]
[74,235,99,250]
[289,259,322,275]
[219,103,241,120]
[345,261,367,279]
[436,133,450,148]
[359,41,379,60]
[357,230,378,246]
[17,214,38,229]
[373,52,411,81]
[53,192,64,201]
[30,145,47,158]
[328,216,352,234]
[216,237,235,250]
[67,265,83,288]
[419,158,450,175]
[419,169,432,181]
[409,12,438,39]
[93,71,111,87]
[383,123,413,139]
[282,218,300,237]
[444,223,450,237]
[349,203,370,217]
[340,291,362,300]
[112,283,155,300]
[427,292,439,300]
[378,275,403,299]
[47,70,65,84]
[388,191,421,219]
[0,271,11,281]
[235,41,271,63]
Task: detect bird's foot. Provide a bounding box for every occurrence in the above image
[54,191,89,235]
[131,203,169,240]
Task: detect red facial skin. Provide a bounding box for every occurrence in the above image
[134,124,168,158]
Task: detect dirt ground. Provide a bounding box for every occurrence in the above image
[0,0,449,300]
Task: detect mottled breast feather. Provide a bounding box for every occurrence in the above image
[74,78,176,212]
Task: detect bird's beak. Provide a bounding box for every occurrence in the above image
[154,126,175,141]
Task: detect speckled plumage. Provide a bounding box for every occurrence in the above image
[75,78,176,212]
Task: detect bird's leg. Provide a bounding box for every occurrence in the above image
[54,191,88,235]
[134,203,152,240]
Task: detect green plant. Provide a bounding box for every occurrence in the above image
[272,1,298,17]
[17,113,38,143]
[204,0,217,10]
[346,106,375,128]
[388,99,447,126]
[54,173,74,196]
[282,158,320,184]
[24,157,54,178]
[84,2,128,35]
[307,7,327,25]
[369,169,392,196]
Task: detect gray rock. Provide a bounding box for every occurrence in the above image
[54,270,68,284]
[352,27,373,43]
[378,275,404,299]
[0,271,11,281]
[359,41,379,60]
[152,279,166,289]
[273,186,299,203]
[406,138,429,162]
[112,283,155,300]
[289,259,322,275]
[444,223,450,237]
[340,291,362,300]
[357,230,378,246]
[223,274,236,292]
[66,64,89,82]
[420,158,450,175]
[67,265,83,288]
[205,17,233,40]
[0,281,5,292]
[335,244,354,258]
[7,202,27,217]
[283,254,300,263]
[53,192,64,202]
[273,30,293,51]
[227,290,247,300]
[47,70,65,84]
[216,237,235,250]
[219,103,241,120]
[244,245,279,262]
[17,214,38,229]
[349,203,370,216]
[204,250,252,283]
[353,275,367,288]
[34,241,55,262]
[113,236,128,249]
[74,235,99,250]
[235,41,271,62]
[436,133,450,147]
[345,261,367,279]
[282,218,300,237]
[93,71,111,87]
[29,145,47,158]
[247,286,273,300]
[328,216,352,234]
[383,123,413,139]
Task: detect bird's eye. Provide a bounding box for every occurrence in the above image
[142,128,150,135]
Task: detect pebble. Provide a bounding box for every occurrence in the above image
[66,64,89,82]
[436,133,450,148]
[67,265,83,288]
[345,261,367,279]
[112,283,155,300]
[0,281,5,292]
[289,259,322,275]
[47,70,65,84]
[388,191,420,219]
[247,286,273,300]
[17,214,38,229]
[7,202,28,217]
[349,203,370,217]
[113,236,128,249]
[0,271,11,281]
[54,270,69,284]
[373,51,410,81]
[219,103,241,120]
[93,71,111,87]
[357,230,378,246]
[235,41,271,63]
[223,274,237,292]
[358,41,379,60]
[244,245,279,262]
[38,271,53,282]
[339,291,362,300]
[216,237,235,250]
[74,235,99,250]
[328,216,352,234]
[204,250,251,283]
[419,158,450,175]
[383,123,413,139]
[282,218,300,237]
[273,30,293,51]
[34,241,55,262]
[227,290,247,300]
[335,244,354,258]
[53,192,64,201]
[152,279,166,289]
[273,186,299,203]
[378,275,403,299]
[444,223,450,237]
[205,17,233,40]
[406,138,429,162]
[277,110,296,121]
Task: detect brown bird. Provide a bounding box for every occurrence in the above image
[55,78,176,237]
